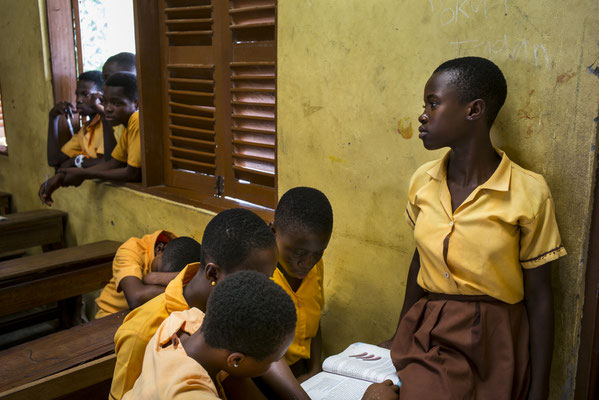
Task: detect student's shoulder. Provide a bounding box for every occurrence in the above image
[509,160,552,200]
[127,111,140,132]
[117,293,166,338]
[408,156,443,190]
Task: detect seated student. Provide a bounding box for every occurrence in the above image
[110,208,310,400]
[379,57,566,399]
[269,187,333,383]
[46,71,105,169]
[95,231,202,319]
[100,52,137,155]
[38,72,141,206]
[123,270,297,400]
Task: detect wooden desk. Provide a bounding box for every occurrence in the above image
[0,209,67,253]
[0,310,128,399]
[0,240,121,326]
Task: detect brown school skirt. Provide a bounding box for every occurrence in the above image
[390,293,530,400]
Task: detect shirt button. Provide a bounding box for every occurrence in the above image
[449,221,454,227]
[444,272,450,278]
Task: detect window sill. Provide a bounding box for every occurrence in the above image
[122,183,275,222]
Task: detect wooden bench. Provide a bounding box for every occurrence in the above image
[0,240,121,329]
[0,191,10,215]
[0,310,128,400]
[0,209,67,253]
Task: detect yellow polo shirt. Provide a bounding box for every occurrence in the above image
[272,260,324,365]
[110,263,200,400]
[111,111,141,168]
[406,149,567,304]
[123,308,223,400]
[95,230,176,319]
[60,114,104,158]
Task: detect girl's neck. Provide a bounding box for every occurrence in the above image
[180,332,221,383]
[447,136,500,187]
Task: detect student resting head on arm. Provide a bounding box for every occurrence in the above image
[38,72,140,206]
[379,57,566,400]
[267,187,333,385]
[95,232,202,319]
[122,270,297,400]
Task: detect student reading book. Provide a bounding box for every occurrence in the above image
[301,343,400,400]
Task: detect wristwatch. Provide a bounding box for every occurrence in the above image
[74,154,86,168]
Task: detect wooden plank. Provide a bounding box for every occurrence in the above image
[0,191,10,215]
[0,310,128,393]
[0,240,120,283]
[0,262,113,318]
[0,355,115,400]
[0,210,67,253]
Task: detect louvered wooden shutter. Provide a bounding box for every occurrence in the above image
[161,0,218,193]
[158,0,276,208]
[226,0,277,208]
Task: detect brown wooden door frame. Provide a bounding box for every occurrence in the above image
[575,113,599,400]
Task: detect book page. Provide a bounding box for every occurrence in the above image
[321,342,400,385]
[301,371,373,400]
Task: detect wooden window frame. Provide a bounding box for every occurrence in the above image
[132,0,277,217]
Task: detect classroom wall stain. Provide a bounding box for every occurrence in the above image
[0,1,598,399]
[397,117,414,139]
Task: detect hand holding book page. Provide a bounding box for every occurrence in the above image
[301,343,400,400]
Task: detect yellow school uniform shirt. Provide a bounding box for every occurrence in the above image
[123,308,225,400]
[60,114,104,158]
[111,111,141,168]
[95,230,176,319]
[272,259,324,365]
[111,263,200,400]
[406,149,567,304]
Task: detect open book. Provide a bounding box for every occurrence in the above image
[301,343,400,400]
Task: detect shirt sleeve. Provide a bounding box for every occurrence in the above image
[111,113,141,168]
[405,171,424,230]
[519,195,567,269]
[60,132,82,158]
[111,327,149,400]
[113,239,145,290]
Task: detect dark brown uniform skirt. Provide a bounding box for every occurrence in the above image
[390,294,530,400]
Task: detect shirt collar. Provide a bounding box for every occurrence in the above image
[84,114,101,130]
[426,148,511,192]
[164,262,201,313]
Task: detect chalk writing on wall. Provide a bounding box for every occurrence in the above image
[449,34,549,68]
[429,0,509,26]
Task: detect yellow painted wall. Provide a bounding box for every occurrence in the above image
[0,0,598,398]
[277,0,598,398]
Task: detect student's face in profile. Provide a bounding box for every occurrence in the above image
[232,246,279,277]
[103,86,137,126]
[274,226,330,280]
[230,331,294,378]
[418,71,470,150]
[75,80,100,116]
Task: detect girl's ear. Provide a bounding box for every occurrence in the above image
[466,98,486,121]
[203,262,223,286]
[226,352,247,369]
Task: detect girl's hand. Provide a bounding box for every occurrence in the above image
[49,101,75,119]
[90,92,105,117]
[362,380,399,400]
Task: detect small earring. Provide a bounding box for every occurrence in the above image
[234,362,239,368]
[211,281,216,287]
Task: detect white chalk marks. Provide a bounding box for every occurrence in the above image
[450,35,550,68]
[429,0,509,26]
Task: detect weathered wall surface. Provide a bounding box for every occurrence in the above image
[278,1,599,398]
[0,0,598,398]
